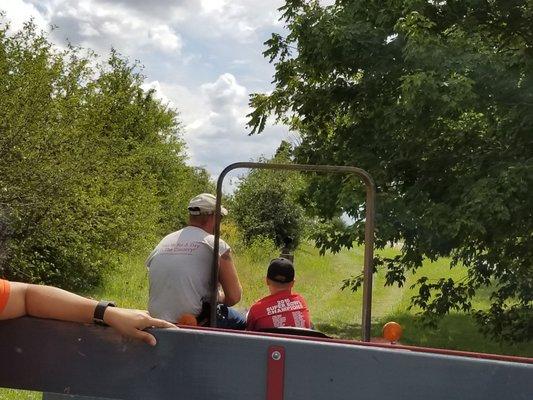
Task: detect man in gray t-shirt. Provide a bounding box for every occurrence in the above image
[146,193,245,329]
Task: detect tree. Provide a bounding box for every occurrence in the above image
[0,19,209,290]
[231,141,305,250]
[248,1,533,342]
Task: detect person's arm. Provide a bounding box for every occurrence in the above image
[1,282,175,346]
[218,249,242,306]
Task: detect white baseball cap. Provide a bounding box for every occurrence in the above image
[188,193,228,216]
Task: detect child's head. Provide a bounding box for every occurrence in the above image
[266,258,295,294]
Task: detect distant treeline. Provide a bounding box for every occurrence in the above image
[0,21,212,290]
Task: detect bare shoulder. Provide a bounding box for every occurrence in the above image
[220,249,232,261]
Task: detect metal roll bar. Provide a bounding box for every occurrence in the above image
[210,162,376,341]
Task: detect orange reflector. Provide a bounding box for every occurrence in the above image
[178,313,198,326]
[382,321,402,343]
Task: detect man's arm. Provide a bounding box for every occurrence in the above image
[1,282,175,346]
[218,250,242,306]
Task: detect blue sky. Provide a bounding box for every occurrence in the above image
[2,0,294,184]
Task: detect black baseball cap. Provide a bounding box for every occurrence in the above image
[267,258,295,283]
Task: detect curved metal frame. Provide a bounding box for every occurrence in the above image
[210,162,376,341]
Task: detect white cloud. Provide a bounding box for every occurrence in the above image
[79,21,99,37]
[193,0,285,43]
[201,73,247,111]
[141,80,176,110]
[140,73,290,181]
[32,0,184,56]
[94,0,193,20]
[149,25,182,53]
[1,0,48,32]
[100,20,120,35]
[3,0,290,190]
[185,73,289,176]
[200,0,226,13]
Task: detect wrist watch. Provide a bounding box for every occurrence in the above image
[93,300,116,326]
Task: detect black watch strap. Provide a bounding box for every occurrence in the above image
[93,300,116,326]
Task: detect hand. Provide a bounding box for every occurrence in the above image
[103,307,176,346]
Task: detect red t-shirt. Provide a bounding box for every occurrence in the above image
[0,279,11,315]
[246,290,311,331]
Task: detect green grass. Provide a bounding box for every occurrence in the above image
[0,389,40,400]
[2,241,532,398]
[375,312,532,356]
[87,254,150,310]
[85,241,532,357]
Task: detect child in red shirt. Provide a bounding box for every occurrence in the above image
[246,258,311,331]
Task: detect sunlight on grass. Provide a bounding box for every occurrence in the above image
[374,312,533,357]
[3,240,531,399]
[0,389,40,399]
[86,254,150,310]
[68,240,533,358]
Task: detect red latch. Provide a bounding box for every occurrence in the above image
[266,346,285,400]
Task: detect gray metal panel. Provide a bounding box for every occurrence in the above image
[1,317,532,400]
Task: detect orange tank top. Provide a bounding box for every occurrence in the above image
[0,279,11,314]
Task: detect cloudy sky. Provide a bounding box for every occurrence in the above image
[2,0,294,185]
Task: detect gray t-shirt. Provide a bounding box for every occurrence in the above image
[146,226,230,322]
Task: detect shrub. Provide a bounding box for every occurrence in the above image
[0,20,211,289]
[231,142,305,251]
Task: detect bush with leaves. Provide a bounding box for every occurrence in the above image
[231,142,305,251]
[0,20,210,290]
[248,1,533,341]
